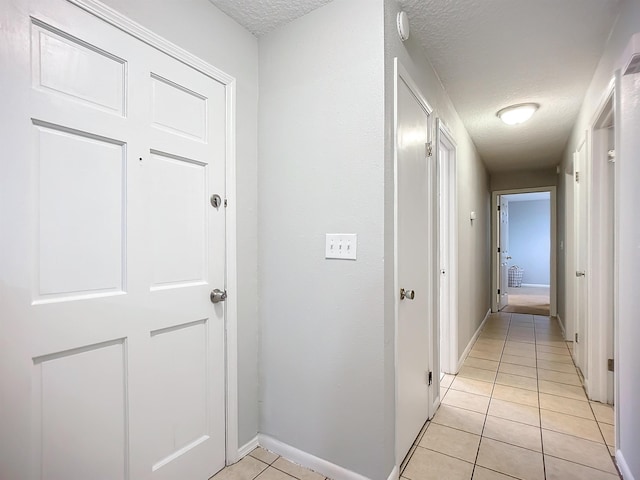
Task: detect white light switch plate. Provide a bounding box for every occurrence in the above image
[325,234,357,260]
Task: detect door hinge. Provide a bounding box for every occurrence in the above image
[575,333,579,343]
[498,247,501,253]
[608,358,614,372]
[497,205,501,211]
[575,171,580,183]
[224,199,228,208]
[498,289,501,295]
[428,371,433,386]
[426,142,433,158]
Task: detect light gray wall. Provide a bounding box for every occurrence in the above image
[98,0,260,447]
[508,200,550,285]
[384,0,492,366]
[558,0,640,476]
[258,1,389,478]
[491,168,558,191]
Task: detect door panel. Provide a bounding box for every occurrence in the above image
[498,197,510,310]
[0,1,227,479]
[574,140,589,378]
[396,76,433,463]
[35,122,126,301]
[36,339,128,480]
[148,152,208,289]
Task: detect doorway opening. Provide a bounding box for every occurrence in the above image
[492,188,557,317]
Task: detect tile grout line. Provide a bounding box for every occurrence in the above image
[469,311,511,479]
[534,315,548,480]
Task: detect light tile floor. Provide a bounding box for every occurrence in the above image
[211,447,328,480]
[402,313,619,480]
[210,313,618,480]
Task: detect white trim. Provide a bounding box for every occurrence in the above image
[573,134,590,385]
[238,436,259,460]
[616,450,634,480]
[392,57,400,479]
[258,435,374,480]
[435,118,459,376]
[491,187,557,317]
[393,57,401,480]
[66,0,241,465]
[520,283,550,288]
[613,67,622,450]
[456,309,491,372]
[224,81,240,464]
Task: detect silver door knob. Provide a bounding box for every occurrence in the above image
[210,288,227,303]
[400,288,415,300]
[575,271,586,277]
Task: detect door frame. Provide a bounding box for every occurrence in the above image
[587,79,617,404]
[491,187,557,317]
[70,0,240,464]
[435,119,458,375]
[393,58,436,469]
[573,135,589,382]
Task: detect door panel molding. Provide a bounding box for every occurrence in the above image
[435,118,458,376]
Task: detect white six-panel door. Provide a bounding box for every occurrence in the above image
[0,1,227,478]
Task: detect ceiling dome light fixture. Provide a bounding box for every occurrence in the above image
[497,103,539,125]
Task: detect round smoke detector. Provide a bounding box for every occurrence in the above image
[397,11,410,42]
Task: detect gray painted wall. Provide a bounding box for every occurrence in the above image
[99,0,260,447]
[508,200,550,285]
[258,1,389,478]
[558,0,640,475]
[491,168,558,191]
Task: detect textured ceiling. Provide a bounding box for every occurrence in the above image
[399,0,620,172]
[210,0,620,173]
[209,0,333,36]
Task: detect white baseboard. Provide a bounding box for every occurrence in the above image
[456,309,491,372]
[258,434,381,480]
[237,435,259,461]
[616,449,635,480]
[386,465,399,480]
[555,314,566,339]
[520,283,550,288]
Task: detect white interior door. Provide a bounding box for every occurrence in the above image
[396,72,434,464]
[498,197,510,310]
[574,139,589,378]
[436,120,456,376]
[437,125,450,375]
[0,1,227,479]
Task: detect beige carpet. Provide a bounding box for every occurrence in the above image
[502,294,550,315]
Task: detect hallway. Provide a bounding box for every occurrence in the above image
[402,313,618,480]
